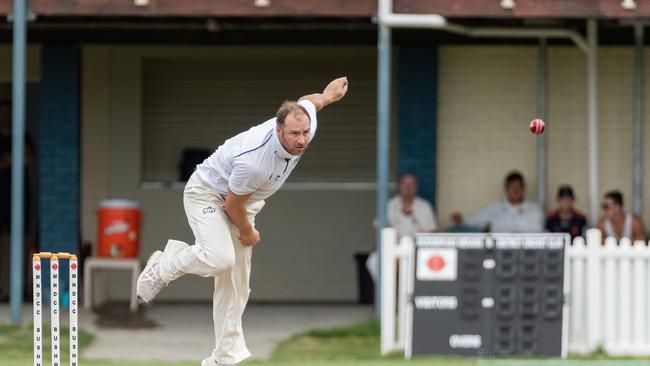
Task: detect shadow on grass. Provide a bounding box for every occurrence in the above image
[93,302,158,329]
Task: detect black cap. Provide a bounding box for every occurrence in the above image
[557,185,575,199]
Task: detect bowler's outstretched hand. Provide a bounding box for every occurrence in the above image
[323,77,349,104]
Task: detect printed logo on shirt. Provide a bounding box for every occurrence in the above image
[202,206,216,214]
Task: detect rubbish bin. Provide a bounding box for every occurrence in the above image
[97,199,141,258]
[354,252,374,304]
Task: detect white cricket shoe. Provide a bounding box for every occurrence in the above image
[136,251,166,304]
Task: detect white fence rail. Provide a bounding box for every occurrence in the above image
[380,227,650,357]
[380,228,414,356]
[567,228,650,356]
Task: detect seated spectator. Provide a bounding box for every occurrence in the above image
[387,173,438,237]
[452,170,544,233]
[366,173,438,280]
[545,185,587,241]
[597,190,646,242]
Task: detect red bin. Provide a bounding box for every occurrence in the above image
[97,199,142,258]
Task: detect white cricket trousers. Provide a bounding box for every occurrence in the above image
[157,172,264,365]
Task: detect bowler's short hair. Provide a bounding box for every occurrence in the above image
[276,101,310,127]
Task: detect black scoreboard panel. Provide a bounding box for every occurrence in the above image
[410,233,569,357]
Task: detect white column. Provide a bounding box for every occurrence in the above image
[586,19,599,222]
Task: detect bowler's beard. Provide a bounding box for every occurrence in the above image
[278,133,307,156]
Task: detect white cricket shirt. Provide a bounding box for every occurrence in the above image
[387,196,438,237]
[464,200,544,233]
[196,100,317,204]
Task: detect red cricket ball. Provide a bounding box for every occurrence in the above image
[530,118,545,135]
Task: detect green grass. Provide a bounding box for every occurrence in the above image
[245,318,650,366]
[270,318,388,361]
[0,324,94,365]
[267,318,471,364]
[0,318,469,366]
[3,319,650,366]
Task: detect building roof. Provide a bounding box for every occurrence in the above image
[1,0,650,19]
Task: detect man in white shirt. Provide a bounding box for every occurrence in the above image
[136,77,348,366]
[453,171,544,233]
[367,173,437,280]
[388,173,438,236]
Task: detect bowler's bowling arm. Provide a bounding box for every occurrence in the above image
[299,77,349,111]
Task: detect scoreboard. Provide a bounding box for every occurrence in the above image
[409,233,569,357]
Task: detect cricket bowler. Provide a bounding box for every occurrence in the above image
[136,77,349,366]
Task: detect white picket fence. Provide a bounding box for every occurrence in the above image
[380,228,650,357]
[567,228,650,356]
[379,228,415,356]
